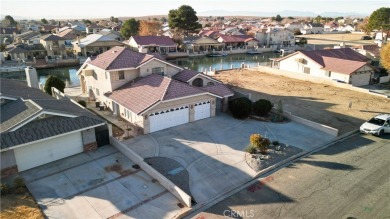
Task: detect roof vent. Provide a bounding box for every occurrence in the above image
[112,50,117,53]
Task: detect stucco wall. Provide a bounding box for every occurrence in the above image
[81,128,97,145]
[1,150,17,169]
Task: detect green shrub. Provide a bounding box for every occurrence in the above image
[228,97,252,119]
[44,75,65,95]
[245,145,257,154]
[252,99,273,117]
[1,183,10,196]
[77,100,87,107]
[272,140,280,146]
[13,177,26,189]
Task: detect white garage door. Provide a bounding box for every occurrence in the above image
[14,132,83,171]
[351,73,371,86]
[194,101,211,121]
[149,105,189,133]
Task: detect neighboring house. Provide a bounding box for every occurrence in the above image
[77,46,233,134]
[128,36,178,54]
[198,30,220,39]
[324,22,339,32]
[266,28,295,47]
[337,25,355,32]
[72,34,126,57]
[301,23,324,34]
[40,25,57,33]
[86,24,106,34]
[3,44,47,60]
[273,48,375,86]
[217,35,258,49]
[0,78,106,174]
[219,27,243,35]
[71,24,86,32]
[0,27,19,38]
[183,36,224,53]
[353,44,381,67]
[14,31,41,45]
[99,29,124,42]
[284,22,302,32]
[40,34,67,57]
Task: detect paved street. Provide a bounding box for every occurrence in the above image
[192,133,390,219]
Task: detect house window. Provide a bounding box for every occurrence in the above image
[325,71,331,77]
[114,71,125,80]
[303,67,311,74]
[152,67,164,75]
[96,88,100,96]
[105,72,108,79]
[93,71,98,80]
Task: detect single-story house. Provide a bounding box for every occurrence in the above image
[77,46,233,134]
[128,36,178,55]
[217,35,258,49]
[0,78,106,174]
[272,48,375,86]
[183,36,224,53]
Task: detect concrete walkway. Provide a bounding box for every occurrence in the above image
[122,114,334,204]
[22,145,188,219]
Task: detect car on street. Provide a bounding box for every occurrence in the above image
[361,36,372,40]
[360,114,390,136]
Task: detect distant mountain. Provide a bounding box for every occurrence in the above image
[198,10,368,18]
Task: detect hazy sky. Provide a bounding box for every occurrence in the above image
[0,0,388,19]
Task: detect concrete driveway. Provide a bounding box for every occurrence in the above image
[123,114,334,204]
[21,145,187,219]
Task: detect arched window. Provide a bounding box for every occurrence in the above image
[192,78,204,87]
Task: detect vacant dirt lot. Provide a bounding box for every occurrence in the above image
[214,69,390,135]
[299,33,375,46]
[0,193,44,219]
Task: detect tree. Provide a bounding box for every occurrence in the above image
[367,7,390,40]
[168,5,202,35]
[139,20,161,36]
[120,18,140,38]
[275,14,283,22]
[110,16,115,22]
[358,17,370,34]
[113,18,119,23]
[1,15,17,27]
[315,15,322,23]
[44,75,65,96]
[160,17,167,23]
[380,43,390,71]
[252,99,273,117]
[41,18,48,24]
[83,19,92,25]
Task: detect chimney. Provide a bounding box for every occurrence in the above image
[25,67,39,89]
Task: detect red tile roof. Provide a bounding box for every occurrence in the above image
[275,48,372,75]
[88,46,167,70]
[321,57,368,75]
[218,35,258,43]
[200,84,234,98]
[131,36,176,46]
[106,74,208,114]
[172,69,199,82]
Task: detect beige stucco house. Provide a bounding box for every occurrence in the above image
[40,34,67,57]
[273,48,375,86]
[77,46,233,134]
[72,34,126,57]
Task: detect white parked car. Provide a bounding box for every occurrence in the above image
[360,114,390,136]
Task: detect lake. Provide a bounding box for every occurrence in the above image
[0,53,281,86]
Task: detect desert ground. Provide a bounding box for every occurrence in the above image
[299,33,376,47]
[214,69,390,135]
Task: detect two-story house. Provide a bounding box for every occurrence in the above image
[40,34,67,58]
[128,36,178,54]
[72,34,126,57]
[77,46,233,134]
[273,48,375,86]
[301,23,324,34]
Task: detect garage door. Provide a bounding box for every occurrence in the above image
[149,105,189,132]
[351,73,371,86]
[194,101,211,121]
[14,132,83,171]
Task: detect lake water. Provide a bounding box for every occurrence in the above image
[0,53,281,86]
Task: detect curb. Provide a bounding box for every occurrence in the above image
[180,130,360,219]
